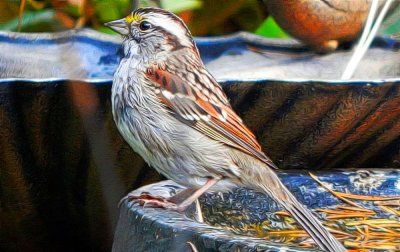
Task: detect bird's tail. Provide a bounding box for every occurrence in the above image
[252,168,346,252]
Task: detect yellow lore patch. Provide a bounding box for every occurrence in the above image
[125,13,143,23]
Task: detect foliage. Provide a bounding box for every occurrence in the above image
[0,0,399,39]
[381,4,400,36]
[159,0,202,13]
[255,16,288,38]
[0,0,280,37]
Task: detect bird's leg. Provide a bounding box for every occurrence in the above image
[168,188,197,204]
[126,178,218,212]
[173,178,218,212]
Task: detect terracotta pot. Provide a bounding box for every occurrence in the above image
[265,0,373,51]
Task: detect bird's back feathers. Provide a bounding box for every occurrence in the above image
[145,51,277,168]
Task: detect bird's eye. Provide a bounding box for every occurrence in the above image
[139,21,153,31]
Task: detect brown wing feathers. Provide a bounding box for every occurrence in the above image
[146,66,277,168]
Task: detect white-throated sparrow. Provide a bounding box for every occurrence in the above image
[106,8,346,252]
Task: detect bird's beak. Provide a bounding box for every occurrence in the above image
[105,18,129,36]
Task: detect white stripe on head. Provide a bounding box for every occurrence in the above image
[139,10,194,48]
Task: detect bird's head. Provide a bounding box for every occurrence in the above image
[105,8,198,58]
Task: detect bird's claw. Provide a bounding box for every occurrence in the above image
[125,192,184,212]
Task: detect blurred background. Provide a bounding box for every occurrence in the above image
[0,0,290,37]
[1,0,399,39]
[1,1,400,252]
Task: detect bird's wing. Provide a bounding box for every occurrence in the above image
[145,62,277,169]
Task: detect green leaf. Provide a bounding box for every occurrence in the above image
[381,5,400,36]
[0,9,54,31]
[255,16,289,38]
[94,0,131,22]
[160,0,202,13]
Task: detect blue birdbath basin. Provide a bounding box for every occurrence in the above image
[114,170,400,252]
[0,29,399,252]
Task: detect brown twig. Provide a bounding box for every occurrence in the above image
[18,0,26,32]
[309,172,365,209]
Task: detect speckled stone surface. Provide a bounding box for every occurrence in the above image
[113,170,400,252]
[113,181,316,252]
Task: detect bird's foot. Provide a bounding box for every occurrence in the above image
[126,192,185,212]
